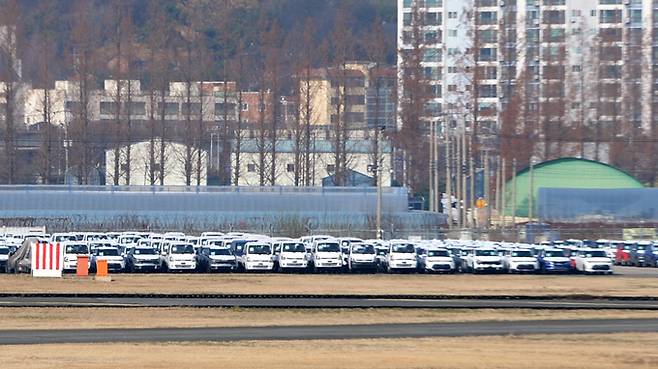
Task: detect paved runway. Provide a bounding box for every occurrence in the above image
[2,295,658,309]
[1,318,657,344]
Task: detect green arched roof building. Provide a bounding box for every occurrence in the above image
[503,157,644,218]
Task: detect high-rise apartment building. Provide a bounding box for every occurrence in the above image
[399,0,658,181]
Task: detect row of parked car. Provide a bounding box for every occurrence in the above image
[0,231,625,275]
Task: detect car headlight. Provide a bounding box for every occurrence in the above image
[64,256,69,262]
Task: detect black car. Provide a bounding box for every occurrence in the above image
[124,247,161,272]
[196,246,237,272]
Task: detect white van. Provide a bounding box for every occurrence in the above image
[385,242,417,272]
[162,242,196,272]
[240,242,274,271]
[276,241,308,271]
[311,239,343,272]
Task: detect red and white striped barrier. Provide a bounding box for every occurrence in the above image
[31,241,64,278]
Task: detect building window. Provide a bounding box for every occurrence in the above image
[425,12,442,26]
[572,65,582,72]
[99,102,118,115]
[247,163,256,172]
[287,164,295,173]
[241,103,248,111]
[157,102,179,115]
[129,102,146,115]
[448,29,457,37]
[448,11,457,19]
[403,12,412,26]
[423,48,441,62]
[599,10,621,24]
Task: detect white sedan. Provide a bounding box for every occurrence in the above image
[574,249,613,274]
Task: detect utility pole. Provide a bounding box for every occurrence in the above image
[494,155,500,225]
[528,157,535,222]
[445,124,452,229]
[501,157,506,228]
[376,127,383,239]
[428,120,434,212]
[456,129,463,229]
[512,158,517,227]
[484,150,490,229]
[469,151,475,228]
[461,120,467,228]
[432,122,441,212]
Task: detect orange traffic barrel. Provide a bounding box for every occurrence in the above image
[76,255,89,277]
[96,259,108,277]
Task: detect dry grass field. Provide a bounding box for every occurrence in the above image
[1,307,658,330]
[0,273,655,296]
[3,333,658,369]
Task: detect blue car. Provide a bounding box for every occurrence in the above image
[641,242,658,267]
[538,248,572,273]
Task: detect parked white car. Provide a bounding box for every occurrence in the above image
[277,241,308,271]
[62,242,91,272]
[162,242,196,272]
[240,242,274,271]
[311,239,343,271]
[90,246,125,272]
[418,248,455,273]
[503,249,538,273]
[574,249,613,274]
[385,242,417,272]
[465,248,504,273]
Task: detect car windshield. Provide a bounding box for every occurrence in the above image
[171,245,194,254]
[282,243,306,252]
[248,245,272,255]
[352,245,375,254]
[0,248,8,255]
[475,249,497,256]
[427,250,449,257]
[636,245,648,251]
[511,250,533,257]
[391,244,415,253]
[209,248,231,256]
[317,243,340,252]
[584,250,607,258]
[120,236,141,244]
[544,250,565,257]
[134,248,156,255]
[96,249,119,256]
[65,244,89,254]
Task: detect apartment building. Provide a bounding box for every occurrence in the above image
[399,0,658,167]
[24,79,239,128]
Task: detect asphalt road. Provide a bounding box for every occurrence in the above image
[1,318,657,344]
[2,296,658,309]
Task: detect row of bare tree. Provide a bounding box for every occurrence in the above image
[0,0,408,189]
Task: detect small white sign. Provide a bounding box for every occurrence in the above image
[31,241,64,278]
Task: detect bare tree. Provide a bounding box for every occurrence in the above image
[328,4,354,186]
[397,2,430,192]
[33,1,59,184]
[68,0,97,185]
[230,41,247,186]
[262,19,283,185]
[0,0,22,184]
[365,16,388,187]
